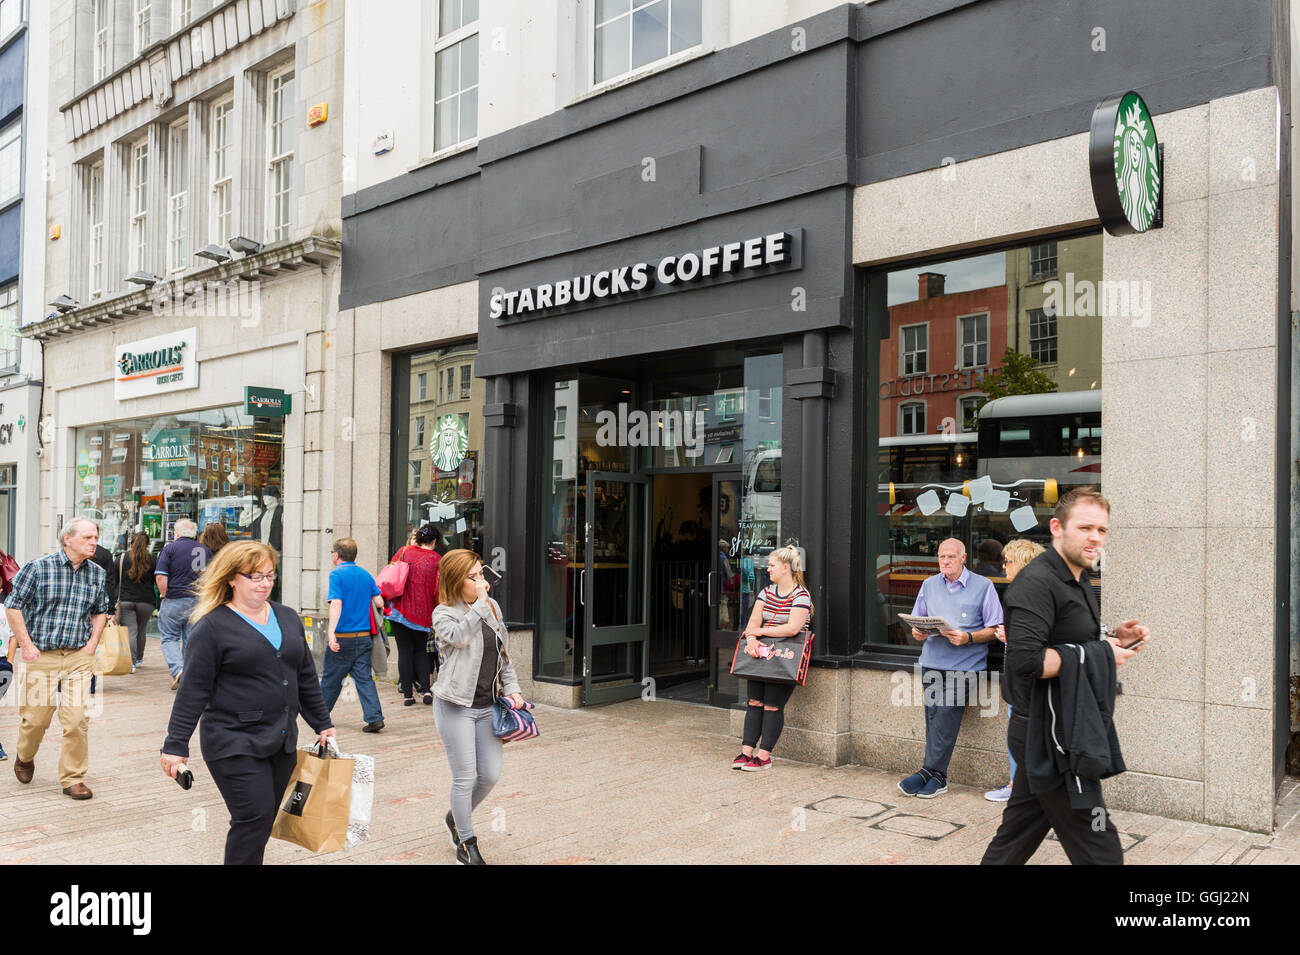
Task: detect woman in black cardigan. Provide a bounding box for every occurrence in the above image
[160,541,334,865]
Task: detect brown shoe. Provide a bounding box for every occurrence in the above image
[13,758,33,784]
[62,783,93,800]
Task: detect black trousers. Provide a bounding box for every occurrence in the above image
[741,680,796,752]
[981,713,1123,865]
[207,750,297,865]
[390,621,432,699]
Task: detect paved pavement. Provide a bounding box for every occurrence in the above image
[1,654,1298,865]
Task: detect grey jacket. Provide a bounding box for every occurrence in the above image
[431,596,521,708]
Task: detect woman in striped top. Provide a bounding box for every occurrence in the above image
[733,545,813,771]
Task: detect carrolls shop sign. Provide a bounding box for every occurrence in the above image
[114,327,199,400]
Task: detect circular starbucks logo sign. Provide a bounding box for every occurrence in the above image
[1089,91,1162,236]
[430,414,469,472]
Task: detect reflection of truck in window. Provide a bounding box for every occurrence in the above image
[741,449,781,525]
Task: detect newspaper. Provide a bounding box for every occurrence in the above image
[898,613,963,636]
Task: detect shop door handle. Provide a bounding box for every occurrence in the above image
[707,571,718,607]
[579,569,587,606]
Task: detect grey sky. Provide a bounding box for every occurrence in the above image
[886,251,1007,306]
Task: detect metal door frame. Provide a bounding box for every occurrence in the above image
[581,470,651,705]
[707,469,743,705]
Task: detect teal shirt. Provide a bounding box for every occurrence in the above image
[235,606,283,650]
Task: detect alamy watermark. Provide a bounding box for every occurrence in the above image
[149,277,262,327]
[1042,273,1152,327]
[889,665,1001,718]
[594,403,705,457]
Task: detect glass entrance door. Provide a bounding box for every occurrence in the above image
[582,471,650,704]
[709,472,742,705]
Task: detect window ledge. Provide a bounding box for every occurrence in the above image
[569,45,712,108]
[408,138,479,174]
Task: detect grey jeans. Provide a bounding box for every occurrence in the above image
[433,695,502,841]
[118,601,154,664]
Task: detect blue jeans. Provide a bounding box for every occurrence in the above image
[921,667,977,778]
[320,636,384,725]
[158,597,197,678]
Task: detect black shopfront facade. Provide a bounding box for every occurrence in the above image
[342,0,1296,821]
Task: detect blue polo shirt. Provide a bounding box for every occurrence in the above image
[912,567,1004,672]
[328,562,381,633]
[155,538,214,600]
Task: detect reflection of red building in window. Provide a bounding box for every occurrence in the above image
[879,272,1008,438]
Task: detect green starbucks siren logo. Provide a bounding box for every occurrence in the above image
[1089,91,1162,236]
[430,414,469,472]
[1113,93,1160,231]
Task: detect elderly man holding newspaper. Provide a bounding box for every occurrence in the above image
[896,537,1004,798]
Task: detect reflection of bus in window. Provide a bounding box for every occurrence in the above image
[977,390,1101,485]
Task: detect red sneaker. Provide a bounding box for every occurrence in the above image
[732,753,754,770]
[741,755,772,772]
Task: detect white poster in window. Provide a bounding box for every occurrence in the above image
[455,518,467,534]
[110,447,127,464]
[916,489,941,516]
[984,488,1010,512]
[945,493,970,517]
[1010,506,1038,532]
[966,475,993,504]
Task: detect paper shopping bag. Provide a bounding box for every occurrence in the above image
[271,744,354,853]
[93,624,133,676]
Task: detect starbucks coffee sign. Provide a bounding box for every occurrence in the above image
[430,414,469,472]
[1089,91,1162,236]
[115,327,199,400]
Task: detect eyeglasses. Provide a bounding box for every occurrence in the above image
[238,572,278,583]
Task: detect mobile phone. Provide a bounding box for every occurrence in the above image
[1119,638,1147,650]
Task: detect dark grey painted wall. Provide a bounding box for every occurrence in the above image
[341,0,1276,318]
[854,0,1273,183]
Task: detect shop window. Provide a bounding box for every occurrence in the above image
[1029,241,1057,280]
[0,121,20,207]
[209,97,235,246]
[73,408,286,557]
[266,68,295,243]
[0,0,17,40]
[134,0,152,57]
[432,0,479,152]
[130,138,150,272]
[867,235,1102,652]
[93,0,111,81]
[899,401,926,436]
[900,324,927,376]
[87,162,105,299]
[390,342,484,559]
[958,312,989,369]
[1028,306,1058,364]
[167,121,189,273]
[0,283,18,369]
[593,0,702,85]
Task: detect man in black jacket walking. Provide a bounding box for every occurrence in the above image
[981,486,1149,865]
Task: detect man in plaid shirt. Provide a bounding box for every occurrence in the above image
[4,517,111,799]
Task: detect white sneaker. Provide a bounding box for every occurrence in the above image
[984,784,1013,802]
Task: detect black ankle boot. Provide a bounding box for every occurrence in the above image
[445,811,461,849]
[456,835,486,865]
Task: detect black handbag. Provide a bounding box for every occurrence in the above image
[729,631,814,686]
